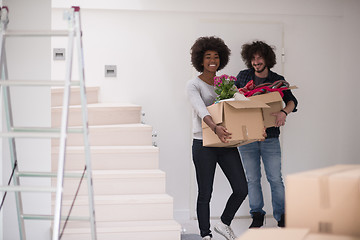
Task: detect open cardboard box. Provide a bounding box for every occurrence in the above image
[202,99,269,147]
[237,228,360,240]
[248,91,283,128]
[246,86,298,128]
[285,165,360,237]
[202,88,297,147]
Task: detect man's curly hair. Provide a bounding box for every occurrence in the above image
[190,36,231,72]
[241,41,277,69]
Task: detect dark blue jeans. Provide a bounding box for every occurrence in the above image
[192,139,248,237]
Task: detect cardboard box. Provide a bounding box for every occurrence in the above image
[237,228,360,240]
[249,91,283,128]
[286,165,360,237]
[202,99,269,147]
[306,234,360,240]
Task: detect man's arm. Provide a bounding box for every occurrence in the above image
[271,100,296,127]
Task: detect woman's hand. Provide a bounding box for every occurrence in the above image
[214,125,232,143]
[203,115,232,143]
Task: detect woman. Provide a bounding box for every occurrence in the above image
[186,36,248,240]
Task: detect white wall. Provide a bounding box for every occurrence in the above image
[1,0,359,238]
[282,0,360,173]
[339,0,360,165]
[1,0,51,239]
[51,0,360,223]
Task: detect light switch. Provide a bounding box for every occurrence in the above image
[105,65,117,77]
[53,48,65,60]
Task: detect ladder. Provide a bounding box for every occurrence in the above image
[0,6,97,240]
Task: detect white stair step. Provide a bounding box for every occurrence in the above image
[52,146,159,171]
[60,220,181,240]
[51,86,99,107]
[51,124,153,146]
[58,194,174,222]
[57,170,166,196]
[51,103,141,127]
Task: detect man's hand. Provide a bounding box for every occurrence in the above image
[271,110,287,127]
[259,127,267,141]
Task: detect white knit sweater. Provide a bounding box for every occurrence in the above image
[186,76,216,140]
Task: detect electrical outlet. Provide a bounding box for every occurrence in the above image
[53,48,65,60]
[105,65,117,77]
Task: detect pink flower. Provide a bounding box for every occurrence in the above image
[220,74,229,79]
[214,76,223,87]
[229,76,237,81]
[213,74,238,101]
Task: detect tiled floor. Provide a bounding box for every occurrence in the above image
[178,217,279,239]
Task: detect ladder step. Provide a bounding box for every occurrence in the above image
[0,186,57,192]
[0,80,80,87]
[17,171,86,178]
[22,214,90,221]
[4,30,72,37]
[0,127,85,139]
[0,132,61,138]
[12,127,84,134]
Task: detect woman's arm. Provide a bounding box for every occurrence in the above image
[203,115,232,143]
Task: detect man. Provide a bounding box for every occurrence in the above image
[235,41,298,228]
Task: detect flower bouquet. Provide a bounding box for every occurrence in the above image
[214,74,238,101]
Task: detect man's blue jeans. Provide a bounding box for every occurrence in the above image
[238,137,284,221]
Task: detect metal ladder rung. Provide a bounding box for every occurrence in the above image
[0,80,81,87]
[22,214,90,221]
[4,30,72,37]
[0,186,57,192]
[12,127,84,134]
[0,132,61,138]
[0,127,84,139]
[17,171,87,178]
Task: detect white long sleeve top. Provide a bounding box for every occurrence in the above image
[186,76,217,139]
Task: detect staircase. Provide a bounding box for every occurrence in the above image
[51,86,181,240]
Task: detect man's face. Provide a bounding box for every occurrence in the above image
[251,53,266,73]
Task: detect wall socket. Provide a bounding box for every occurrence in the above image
[53,48,65,60]
[105,65,117,77]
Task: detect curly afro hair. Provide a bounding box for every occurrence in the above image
[241,41,277,69]
[190,36,231,72]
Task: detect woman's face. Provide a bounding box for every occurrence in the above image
[202,50,220,73]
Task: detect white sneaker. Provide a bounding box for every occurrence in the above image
[202,236,212,240]
[214,221,237,240]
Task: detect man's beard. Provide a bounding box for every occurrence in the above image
[254,64,266,73]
